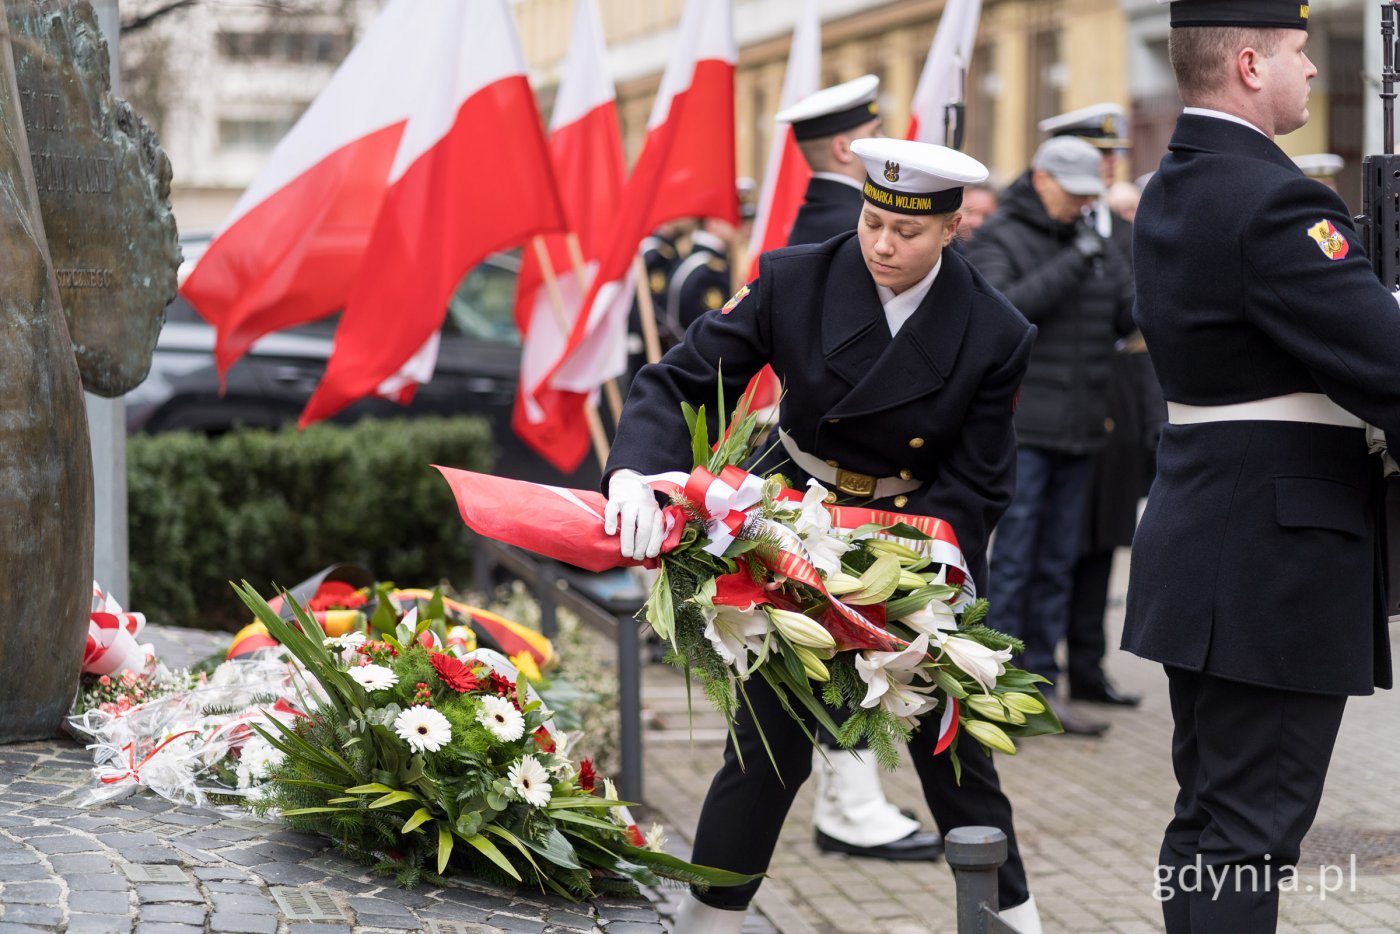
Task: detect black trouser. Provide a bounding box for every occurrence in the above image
[1157,666,1347,933]
[1066,548,1115,691]
[690,675,1029,910]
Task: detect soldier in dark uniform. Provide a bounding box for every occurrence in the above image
[624,224,686,385]
[604,138,1044,934]
[664,220,739,348]
[769,75,945,865]
[1127,2,1400,928]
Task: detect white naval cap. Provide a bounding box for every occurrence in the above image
[1293,152,1344,179]
[775,74,881,141]
[1038,102,1131,150]
[850,137,989,215]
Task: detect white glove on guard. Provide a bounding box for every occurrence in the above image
[604,469,665,560]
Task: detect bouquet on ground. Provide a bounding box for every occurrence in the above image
[232,582,754,896]
[437,387,1061,776]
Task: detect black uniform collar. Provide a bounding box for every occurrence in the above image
[1169,112,1302,175]
[821,234,970,418]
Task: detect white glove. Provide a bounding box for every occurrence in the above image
[604,469,666,560]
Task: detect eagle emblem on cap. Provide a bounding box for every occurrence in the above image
[884,160,900,183]
[1306,219,1349,261]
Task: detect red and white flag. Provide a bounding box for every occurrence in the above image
[511,0,625,474]
[181,0,566,425]
[546,0,737,397]
[906,0,983,145]
[744,0,820,280]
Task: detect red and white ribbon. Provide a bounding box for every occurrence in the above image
[642,465,765,557]
[84,582,152,676]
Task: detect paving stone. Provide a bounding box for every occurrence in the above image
[134,925,204,934]
[9,823,66,838]
[65,914,136,934]
[354,915,421,930]
[118,847,182,864]
[486,914,553,933]
[599,925,663,933]
[0,904,63,926]
[249,861,331,885]
[208,912,278,934]
[69,889,131,913]
[138,905,208,925]
[192,866,252,882]
[0,863,49,882]
[546,909,597,930]
[286,926,352,934]
[209,894,280,916]
[416,903,495,923]
[52,853,120,873]
[0,924,53,934]
[3,882,63,903]
[136,884,204,903]
[64,872,130,892]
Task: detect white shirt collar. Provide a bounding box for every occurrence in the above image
[875,254,943,337]
[811,171,864,191]
[1182,107,1268,137]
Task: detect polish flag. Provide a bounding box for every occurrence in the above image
[906,0,983,145]
[511,0,625,474]
[546,0,737,397]
[181,0,566,424]
[745,0,821,280]
[739,0,820,412]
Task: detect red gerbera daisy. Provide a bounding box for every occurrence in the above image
[430,653,480,693]
[532,727,556,753]
[578,758,596,794]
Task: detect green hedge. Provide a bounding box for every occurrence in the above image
[129,416,496,631]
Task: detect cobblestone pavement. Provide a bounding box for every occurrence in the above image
[638,550,1400,934]
[0,626,661,934]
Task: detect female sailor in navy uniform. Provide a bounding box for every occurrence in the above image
[603,138,1042,933]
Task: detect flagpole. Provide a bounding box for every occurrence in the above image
[530,236,611,471]
[632,253,664,365]
[564,233,626,427]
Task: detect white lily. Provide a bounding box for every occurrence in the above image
[795,478,851,576]
[693,580,768,673]
[899,598,959,638]
[940,636,1013,693]
[854,634,939,726]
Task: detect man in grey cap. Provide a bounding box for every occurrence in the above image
[966,135,1136,737]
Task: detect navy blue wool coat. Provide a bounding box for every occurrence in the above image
[1125,113,1400,694]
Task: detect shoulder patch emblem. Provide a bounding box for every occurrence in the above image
[1306,219,1349,261]
[649,270,666,294]
[721,283,750,315]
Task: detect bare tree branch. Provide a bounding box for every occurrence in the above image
[121,0,200,33]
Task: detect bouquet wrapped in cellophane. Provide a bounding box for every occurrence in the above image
[438,387,1061,779]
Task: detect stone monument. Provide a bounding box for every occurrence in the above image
[0,0,179,742]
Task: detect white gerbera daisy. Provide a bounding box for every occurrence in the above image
[323,631,367,651]
[235,734,286,789]
[477,695,526,742]
[349,663,398,691]
[393,705,452,753]
[508,755,552,807]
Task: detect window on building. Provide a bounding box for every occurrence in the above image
[217,30,350,65]
[218,117,300,154]
[1027,27,1064,162]
[967,42,998,168]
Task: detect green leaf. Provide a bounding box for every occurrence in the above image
[281,807,350,817]
[519,825,583,870]
[426,588,446,624]
[401,808,433,834]
[689,402,710,470]
[345,782,397,795]
[548,809,626,832]
[460,832,522,881]
[369,790,419,809]
[436,825,454,875]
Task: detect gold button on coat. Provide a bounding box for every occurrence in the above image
[899,469,913,481]
[1104,417,1116,432]
[823,490,838,505]
[893,495,909,508]
[908,437,925,449]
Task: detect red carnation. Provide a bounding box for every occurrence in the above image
[430,653,480,693]
[625,824,645,847]
[578,758,596,794]
[532,727,556,753]
[489,671,517,698]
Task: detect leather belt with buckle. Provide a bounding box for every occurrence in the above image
[835,468,876,498]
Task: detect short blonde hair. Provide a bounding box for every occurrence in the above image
[1169,27,1284,102]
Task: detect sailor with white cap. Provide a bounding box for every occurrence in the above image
[603,137,1043,933]
[1040,102,1133,239]
[767,77,950,868]
[775,74,883,246]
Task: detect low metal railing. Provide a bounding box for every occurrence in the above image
[472,539,646,802]
[948,826,1023,933]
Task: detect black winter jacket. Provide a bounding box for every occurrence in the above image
[965,171,1134,454]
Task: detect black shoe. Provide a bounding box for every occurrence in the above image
[815,828,945,862]
[1069,679,1142,707]
[1045,697,1110,737]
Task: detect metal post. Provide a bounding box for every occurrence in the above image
[946,826,1009,934]
[1383,2,1396,154]
[537,563,558,639]
[616,612,642,802]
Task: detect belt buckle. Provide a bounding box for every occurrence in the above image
[835,468,876,498]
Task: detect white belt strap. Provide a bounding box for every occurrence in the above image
[778,429,921,500]
[1167,392,1363,429]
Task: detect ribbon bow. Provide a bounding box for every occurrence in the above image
[96,730,200,786]
[644,465,767,557]
[84,582,152,676]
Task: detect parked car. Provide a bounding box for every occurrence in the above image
[125,236,602,489]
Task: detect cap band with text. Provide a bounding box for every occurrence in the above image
[1165,0,1308,29]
